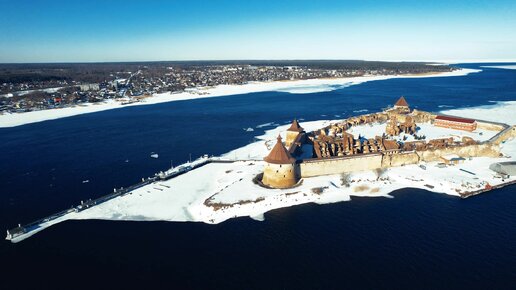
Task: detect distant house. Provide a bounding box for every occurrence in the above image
[79,83,100,91]
[434,115,477,132]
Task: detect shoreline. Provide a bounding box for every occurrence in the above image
[7,166,516,243]
[0,68,480,128]
[5,100,515,242]
[9,179,516,243]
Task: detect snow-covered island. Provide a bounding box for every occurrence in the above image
[6,98,515,243]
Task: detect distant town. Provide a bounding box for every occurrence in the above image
[0,60,455,113]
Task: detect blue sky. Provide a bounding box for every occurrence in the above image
[1,0,515,63]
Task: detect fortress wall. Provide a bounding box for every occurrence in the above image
[417,143,500,162]
[413,111,436,123]
[300,154,383,177]
[476,121,505,131]
[381,152,420,167]
[294,112,511,180]
[299,142,501,179]
[509,126,516,138]
[488,125,516,145]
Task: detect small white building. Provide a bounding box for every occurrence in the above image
[79,83,100,91]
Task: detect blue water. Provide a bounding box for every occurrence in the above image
[1,63,515,289]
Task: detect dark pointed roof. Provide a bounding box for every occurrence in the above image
[264,135,296,164]
[287,119,304,132]
[394,96,409,107]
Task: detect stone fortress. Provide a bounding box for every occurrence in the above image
[261,97,516,189]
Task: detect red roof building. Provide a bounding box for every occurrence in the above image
[435,115,475,124]
[434,115,477,132]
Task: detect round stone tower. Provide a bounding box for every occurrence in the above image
[262,135,299,188]
[285,119,304,148]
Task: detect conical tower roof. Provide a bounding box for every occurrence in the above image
[394,96,409,107]
[287,119,304,132]
[264,135,296,164]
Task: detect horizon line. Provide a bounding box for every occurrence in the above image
[1,58,516,65]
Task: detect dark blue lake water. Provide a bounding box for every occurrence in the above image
[1,63,515,289]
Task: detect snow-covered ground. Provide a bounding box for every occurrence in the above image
[441,101,516,125]
[8,101,516,243]
[0,86,66,98]
[0,68,480,128]
[347,121,498,143]
[72,103,516,217]
[72,119,514,226]
[481,65,516,70]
